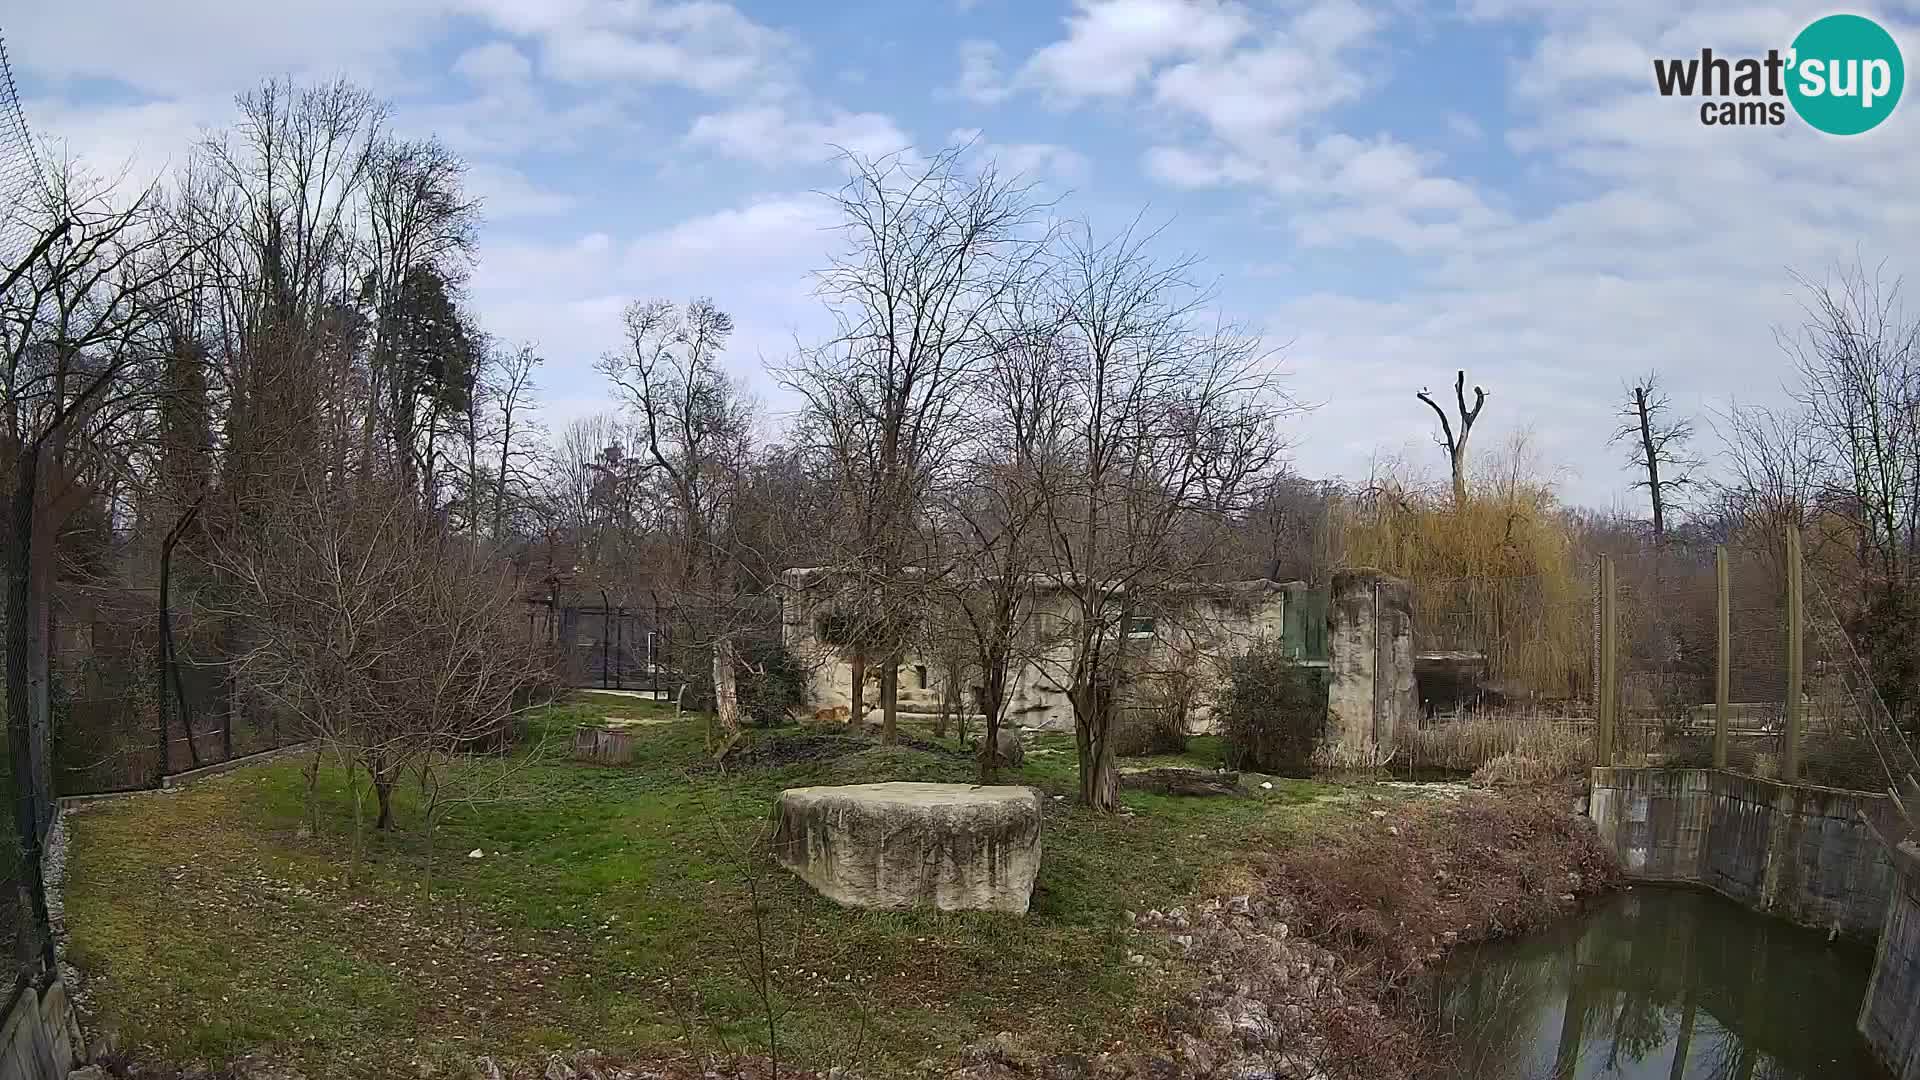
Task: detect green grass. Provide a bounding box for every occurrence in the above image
[63,697,1335,1077]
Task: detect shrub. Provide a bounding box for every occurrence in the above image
[1217,641,1326,777]
[1112,706,1189,757]
[736,637,812,728]
[1398,712,1588,778]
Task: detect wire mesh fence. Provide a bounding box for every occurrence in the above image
[1590,536,1920,794]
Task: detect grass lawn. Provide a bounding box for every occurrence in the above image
[64,695,1341,1077]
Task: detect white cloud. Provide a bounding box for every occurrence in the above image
[685,104,910,166]
[453,41,534,83]
[1023,0,1251,99]
[465,162,576,219]
[949,129,1091,185]
[953,40,1013,105]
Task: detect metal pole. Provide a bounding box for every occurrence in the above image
[614,607,624,690]
[1715,545,1731,770]
[600,588,611,690]
[1598,555,1617,766]
[1784,525,1804,782]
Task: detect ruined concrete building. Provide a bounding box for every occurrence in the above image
[778,567,1330,734]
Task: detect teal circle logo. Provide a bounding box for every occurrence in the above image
[1788,14,1904,134]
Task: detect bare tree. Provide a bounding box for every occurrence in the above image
[207,469,544,836]
[783,147,1052,744]
[1417,370,1487,506]
[1782,261,1920,592]
[598,298,758,748]
[1,157,197,966]
[1610,373,1698,543]
[1034,223,1292,811]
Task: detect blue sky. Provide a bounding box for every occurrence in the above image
[11,0,1920,508]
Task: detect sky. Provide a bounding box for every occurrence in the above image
[8,0,1920,510]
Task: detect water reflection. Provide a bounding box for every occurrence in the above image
[1424,887,1888,1079]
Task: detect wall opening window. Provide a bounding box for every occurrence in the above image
[1126,615,1156,638]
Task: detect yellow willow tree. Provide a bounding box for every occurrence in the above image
[1332,433,1588,699]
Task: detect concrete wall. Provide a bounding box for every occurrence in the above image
[1588,767,1894,939]
[780,569,1298,733]
[1324,570,1415,769]
[1860,841,1920,1080]
[0,978,79,1080]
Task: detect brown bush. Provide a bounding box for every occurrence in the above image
[1255,786,1619,989]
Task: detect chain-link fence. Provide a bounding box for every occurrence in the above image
[0,25,57,998]
[1592,534,1920,794]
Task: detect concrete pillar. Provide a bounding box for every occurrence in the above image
[1325,569,1416,769]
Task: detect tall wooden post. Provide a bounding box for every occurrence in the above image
[1598,555,1617,766]
[1783,525,1804,782]
[1715,545,1731,769]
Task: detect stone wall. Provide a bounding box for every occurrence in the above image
[1588,766,1893,939]
[1323,570,1415,769]
[1860,840,1920,1080]
[779,568,1299,734]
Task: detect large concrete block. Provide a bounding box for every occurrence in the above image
[1324,569,1416,769]
[771,782,1044,913]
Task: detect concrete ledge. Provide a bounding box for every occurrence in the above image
[1589,766,1892,940]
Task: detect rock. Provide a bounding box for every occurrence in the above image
[473,1058,504,1080]
[1119,768,1243,798]
[545,1057,579,1080]
[1226,894,1252,915]
[773,782,1044,912]
[66,1068,107,1080]
[1174,1034,1216,1076]
[991,728,1026,768]
[1043,1054,1092,1080]
[468,849,485,859]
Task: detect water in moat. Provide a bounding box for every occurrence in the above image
[1424,886,1889,1079]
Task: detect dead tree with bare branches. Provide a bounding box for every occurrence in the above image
[1610,373,1698,544]
[1417,370,1487,507]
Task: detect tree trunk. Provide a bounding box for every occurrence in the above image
[1072,679,1120,812]
[373,775,395,831]
[26,451,55,806]
[1449,446,1468,507]
[978,656,1007,784]
[5,444,57,976]
[849,646,867,728]
[880,660,899,745]
[158,502,205,768]
[713,635,741,742]
[1635,387,1666,543]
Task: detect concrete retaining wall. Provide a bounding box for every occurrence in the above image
[1861,841,1920,1080]
[1588,766,1893,939]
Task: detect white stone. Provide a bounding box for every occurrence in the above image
[772,782,1044,913]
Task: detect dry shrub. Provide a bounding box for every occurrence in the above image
[1470,752,1558,786]
[1112,706,1189,758]
[1399,711,1589,776]
[1330,438,1590,698]
[1254,787,1620,984]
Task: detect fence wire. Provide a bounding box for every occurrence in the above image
[1585,541,1920,794]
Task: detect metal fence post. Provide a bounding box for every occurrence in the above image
[1784,525,1804,782]
[1715,545,1731,769]
[1598,555,1617,766]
